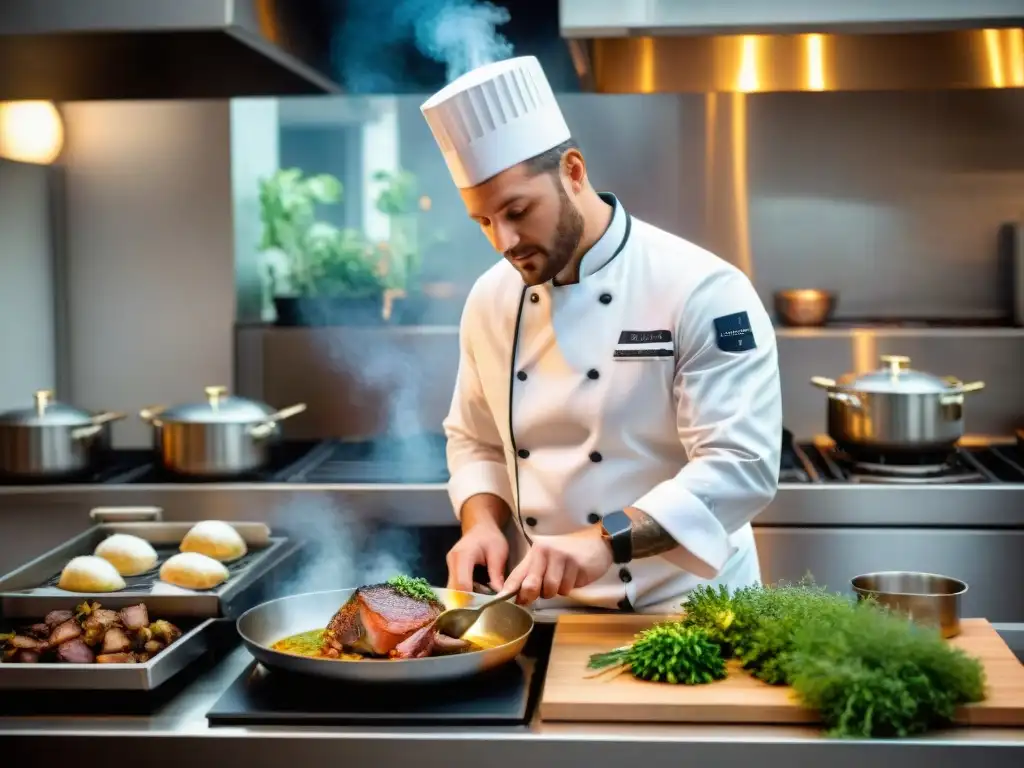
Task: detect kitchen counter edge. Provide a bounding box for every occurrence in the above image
[2,637,1023,768]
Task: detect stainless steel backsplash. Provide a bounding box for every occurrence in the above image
[238,88,1024,440]
[383,88,1024,318]
[238,326,1024,440]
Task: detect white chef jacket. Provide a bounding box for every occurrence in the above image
[443,193,782,613]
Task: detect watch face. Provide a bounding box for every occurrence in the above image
[603,510,631,536]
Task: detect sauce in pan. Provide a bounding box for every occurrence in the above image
[271,628,505,661]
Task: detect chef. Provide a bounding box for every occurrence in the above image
[420,56,782,613]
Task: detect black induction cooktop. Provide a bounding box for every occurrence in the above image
[207,623,554,727]
[206,654,538,727]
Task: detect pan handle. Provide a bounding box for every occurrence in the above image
[810,376,836,390]
[250,403,308,440]
[958,381,985,394]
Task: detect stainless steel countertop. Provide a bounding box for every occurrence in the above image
[3,628,1023,767]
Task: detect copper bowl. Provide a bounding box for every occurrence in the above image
[774,289,837,327]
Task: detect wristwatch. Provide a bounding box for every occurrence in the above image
[600,509,633,564]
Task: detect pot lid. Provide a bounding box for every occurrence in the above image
[0,390,95,427]
[158,386,275,424]
[840,355,959,395]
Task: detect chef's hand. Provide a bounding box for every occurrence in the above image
[446,519,509,593]
[503,526,613,605]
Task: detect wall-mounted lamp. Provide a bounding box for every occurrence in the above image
[0,100,65,165]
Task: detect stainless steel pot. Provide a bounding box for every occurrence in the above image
[139,386,306,477]
[851,571,966,638]
[0,390,125,479]
[810,355,985,456]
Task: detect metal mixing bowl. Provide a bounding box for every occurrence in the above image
[773,289,837,327]
[851,571,967,638]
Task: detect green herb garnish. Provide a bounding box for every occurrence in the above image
[386,575,440,605]
[588,622,727,685]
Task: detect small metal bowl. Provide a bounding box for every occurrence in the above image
[851,571,967,638]
[773,289,837,327]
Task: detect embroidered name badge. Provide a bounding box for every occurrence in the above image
[613,329,674,360]
[713,312,757,352]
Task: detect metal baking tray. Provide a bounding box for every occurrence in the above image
[0,517,298,619]
[0,615,215,691]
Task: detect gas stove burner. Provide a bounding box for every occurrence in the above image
[846,468,986,485]
[835,445,957,468]
[831,448,986,484]
[850,458,957,477]
[792,439,1022,485]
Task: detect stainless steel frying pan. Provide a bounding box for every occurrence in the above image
[236,587,534,684]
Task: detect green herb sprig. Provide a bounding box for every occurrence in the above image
[386,575,441,605]
[588,622,727,685]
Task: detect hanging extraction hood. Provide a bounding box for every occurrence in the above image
[0,0,344,101]
[560,0,1024,93]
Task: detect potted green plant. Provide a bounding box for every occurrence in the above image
[259,168,387,326]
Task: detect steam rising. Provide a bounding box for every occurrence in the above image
[406,0,514,82]
[271,494,424,596]
[273,1,509,591]
[334,0,514,92]
[267,330,441,594]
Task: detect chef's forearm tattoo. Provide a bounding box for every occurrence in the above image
[624,508,680,558]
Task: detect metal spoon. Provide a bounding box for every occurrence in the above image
[435,589,518,638]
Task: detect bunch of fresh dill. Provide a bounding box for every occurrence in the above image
[786,602,986,738]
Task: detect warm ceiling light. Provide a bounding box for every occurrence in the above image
[0,101,65,165]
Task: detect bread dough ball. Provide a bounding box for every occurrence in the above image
[159,552,230,590]
[94,533,159,577]
[58,555,127,593]
[179,520,247,563]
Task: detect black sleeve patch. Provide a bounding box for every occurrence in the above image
[713,311,757,352]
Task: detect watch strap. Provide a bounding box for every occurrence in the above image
[603,509,633,564]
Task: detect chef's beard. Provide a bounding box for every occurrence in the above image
[506,182,584,287]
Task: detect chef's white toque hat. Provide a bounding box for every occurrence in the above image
[420,56,571,189]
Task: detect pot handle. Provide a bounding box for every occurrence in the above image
[940,380,985,406]
[139,405,167,424]
[810,376,836,390]
[250,403,308,440]
[71,425,101,440]
[91,411,126,426]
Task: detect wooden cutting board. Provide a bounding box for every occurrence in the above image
[539,615,1024,726]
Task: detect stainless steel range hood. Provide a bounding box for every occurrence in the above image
[0,0,344,101]
[560,0,1024,93]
